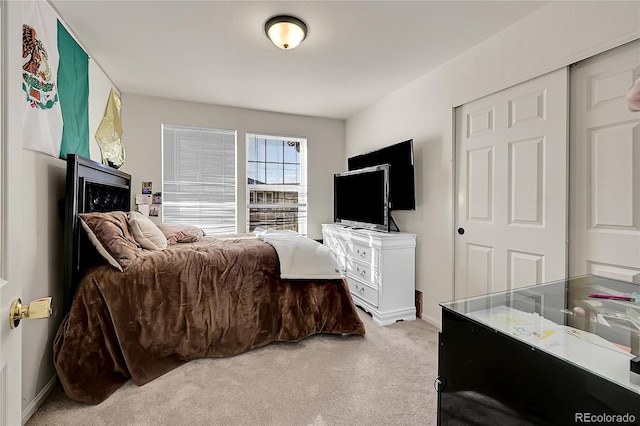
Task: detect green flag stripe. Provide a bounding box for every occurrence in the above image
[57,20,89,160]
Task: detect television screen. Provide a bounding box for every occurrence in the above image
[334,165,389,232]
[348,139,415,211]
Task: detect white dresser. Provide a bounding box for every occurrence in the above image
[322,223,417,326]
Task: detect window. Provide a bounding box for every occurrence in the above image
[163,125,236,235]
[246,133,307,235]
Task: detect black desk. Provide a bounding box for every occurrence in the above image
[438,275,640,425]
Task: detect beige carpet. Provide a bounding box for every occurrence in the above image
[27,310,439,426]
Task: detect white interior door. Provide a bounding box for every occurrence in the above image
[455,68,569,299]
[0,281,21,426]
[0,3,21,424]
[569,40,640,282]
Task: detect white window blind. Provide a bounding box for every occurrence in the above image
[163,125,236,235]
[246,133,307,235]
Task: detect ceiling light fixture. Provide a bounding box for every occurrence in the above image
[264,15,307,50]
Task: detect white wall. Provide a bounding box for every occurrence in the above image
[346,1,640,326]
[6,1,119,418]
[120,94,345,240]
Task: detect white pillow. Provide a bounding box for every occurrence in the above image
[127,211,168,250]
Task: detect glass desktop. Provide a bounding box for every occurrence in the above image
[440,275,640,396]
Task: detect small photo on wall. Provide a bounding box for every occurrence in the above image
[149,205,160,217]
[142,182,152,194]
[152,192,162,204]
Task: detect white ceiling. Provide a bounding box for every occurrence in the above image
[50,1,549,120]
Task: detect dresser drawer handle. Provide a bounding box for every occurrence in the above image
[356,266,367,277]
[355,284,365,293]
[356,248,367,257]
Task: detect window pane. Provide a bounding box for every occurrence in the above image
[247,161,266,184]
[266,139,283,162]
[249,207,300,232]
[284,164,299,184]
[265,162,283,184]
[247,138,258,162]
[284,141,300,164]
[247,137,265,162]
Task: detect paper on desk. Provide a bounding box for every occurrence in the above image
[468,305,634,356]
[549,325,635,388]
[561,327,633,357]
[468,305,562,348]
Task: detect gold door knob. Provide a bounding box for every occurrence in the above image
[9,297,52,329]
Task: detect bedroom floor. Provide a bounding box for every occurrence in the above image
[27,309,439,425]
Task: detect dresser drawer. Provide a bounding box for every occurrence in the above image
[346,241,379,267]
[324,235,347,258]
[345,257,379,288]
[347,277,379,308]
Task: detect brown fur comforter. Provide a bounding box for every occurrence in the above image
[54,234,365,404]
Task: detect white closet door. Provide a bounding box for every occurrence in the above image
[570,40,640,282]
[455,68,569,299]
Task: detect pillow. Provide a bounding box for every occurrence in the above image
[78,211,141,271]
[157,223,206,244]
[127,211,168,250]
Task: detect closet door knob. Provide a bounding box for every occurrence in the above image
[457,228,465,235]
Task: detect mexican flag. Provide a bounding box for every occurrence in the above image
[22,0,89,159]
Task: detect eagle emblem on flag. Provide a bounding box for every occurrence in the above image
[22,24,59,110]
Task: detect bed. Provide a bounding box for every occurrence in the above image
[54,154,365,404]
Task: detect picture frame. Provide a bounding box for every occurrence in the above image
[149,205,160,217]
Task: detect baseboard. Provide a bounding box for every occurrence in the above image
[422,314,441,330]
[22,375,58,425]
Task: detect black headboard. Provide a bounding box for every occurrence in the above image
[62,154,131,314]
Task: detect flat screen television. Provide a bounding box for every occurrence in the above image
[348,139,415,211]
[334,164,390,232]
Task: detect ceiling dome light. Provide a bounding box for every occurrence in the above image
[265,15,307,50]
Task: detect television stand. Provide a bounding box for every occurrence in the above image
[322,224,416,325]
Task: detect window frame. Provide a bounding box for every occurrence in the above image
[245,133,307,235]
[161,124,237,235]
